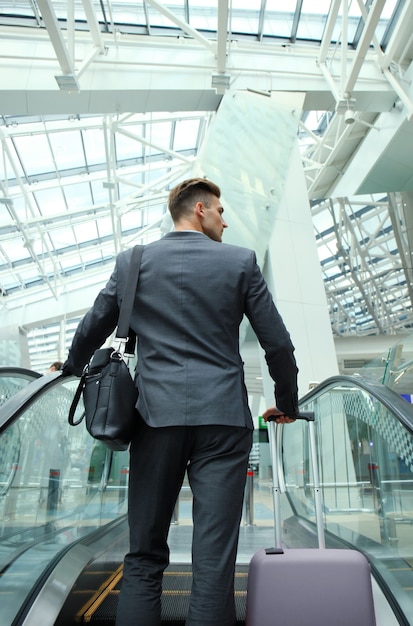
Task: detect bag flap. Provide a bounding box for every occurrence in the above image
[88,347,115,373]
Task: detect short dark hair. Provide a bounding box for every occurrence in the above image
[49,361,63,371]
[168,178,221,222]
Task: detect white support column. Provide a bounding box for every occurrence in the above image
[263,141,339,397]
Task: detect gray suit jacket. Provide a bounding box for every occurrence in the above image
[66,231,298,429]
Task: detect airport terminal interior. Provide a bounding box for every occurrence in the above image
[1,1,413,624]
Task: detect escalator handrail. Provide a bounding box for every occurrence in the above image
[299,374,413,435]
[0,371,74,432]
[0,366,41,380]
[3,372,412,436]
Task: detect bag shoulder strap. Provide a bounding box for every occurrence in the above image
[69,246,144,427]
[116,245,144,340]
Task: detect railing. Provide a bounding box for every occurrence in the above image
[0,366,41,408]
[283,375,413,624]
[0,374,130,625]
[2,372,413,624]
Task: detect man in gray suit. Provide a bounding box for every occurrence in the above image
[64,178,299,626]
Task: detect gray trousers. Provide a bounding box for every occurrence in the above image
[116,422,252,626]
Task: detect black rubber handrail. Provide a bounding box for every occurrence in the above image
[0,371,74,432]
[0,366,41,380]
[2,371,413,436]
[299,374,413,435]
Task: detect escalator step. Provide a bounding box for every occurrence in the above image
[84,564,248,625]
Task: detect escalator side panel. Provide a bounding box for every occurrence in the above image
[0,376,130,626]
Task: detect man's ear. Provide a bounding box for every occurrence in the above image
[194,201,204,219]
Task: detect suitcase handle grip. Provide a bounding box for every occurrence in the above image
[266,410,314,422]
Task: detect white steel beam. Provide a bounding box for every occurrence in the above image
[81,0,105,52]
[144,0,215,54]
[342,0,386,96]
[318,0,341,64]
[115,125,195,164]
[36,0,75,75]
[216,0,229,75]
[379,0,413,69]
[382,67,413,120]
[0,31,395,115]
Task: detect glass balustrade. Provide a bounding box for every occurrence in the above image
[2,372,413,623]
[288,378,413,624]
[0,376,129,625]
[0,367,40,408]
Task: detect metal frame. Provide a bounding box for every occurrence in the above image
[1,1,413,370]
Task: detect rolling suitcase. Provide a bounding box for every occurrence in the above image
[246,412,376,626]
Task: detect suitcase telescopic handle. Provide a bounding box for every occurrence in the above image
[267,409,325,549]
[266,410,315,422]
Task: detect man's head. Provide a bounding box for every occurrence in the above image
[46,361,63,374]
[168,178,227,242]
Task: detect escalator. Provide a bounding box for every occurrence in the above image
[0,373,413,625]
[289,376,413,625]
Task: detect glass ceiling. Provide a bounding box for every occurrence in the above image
[0,1,401,44]
[1,1,413,372]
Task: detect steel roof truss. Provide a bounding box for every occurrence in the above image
[36,0,107,92]
[0,128,65,299]
[342,0,386,97]
[145,0,215,54]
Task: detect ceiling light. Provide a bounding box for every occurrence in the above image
[344,110,356,125]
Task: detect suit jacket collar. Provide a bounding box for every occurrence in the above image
[162,231,209,241]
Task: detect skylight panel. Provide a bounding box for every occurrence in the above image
[48,130,85,172]
[173,118,200,150]
[115,130,145,163]
[0,2,36,18]
[90,180,112,206]
[13,264,40,282]
[145,121,173,155]
[266,0,297,11]
[229,2,261,34]
[94,217,115,239]
[50,226,77,248]
[189,3,217,31]
[117,181,142,202]
[297,0,331,41]
[0,136,25,183]
[2,236,33,265]
[80,128,106,167]
[32,187,68,216]
[121,210,144,233]
[146,1,186,28]
[104,0,146,25]
[63,181,94,211]
[13,134,54,178]
[162,0,185,7]
[232,0,261,8]
[262,0,295,38]
[381,0,398,19]
[317,242,335,263]
[0,196,26,226]
[72,220,99,244]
